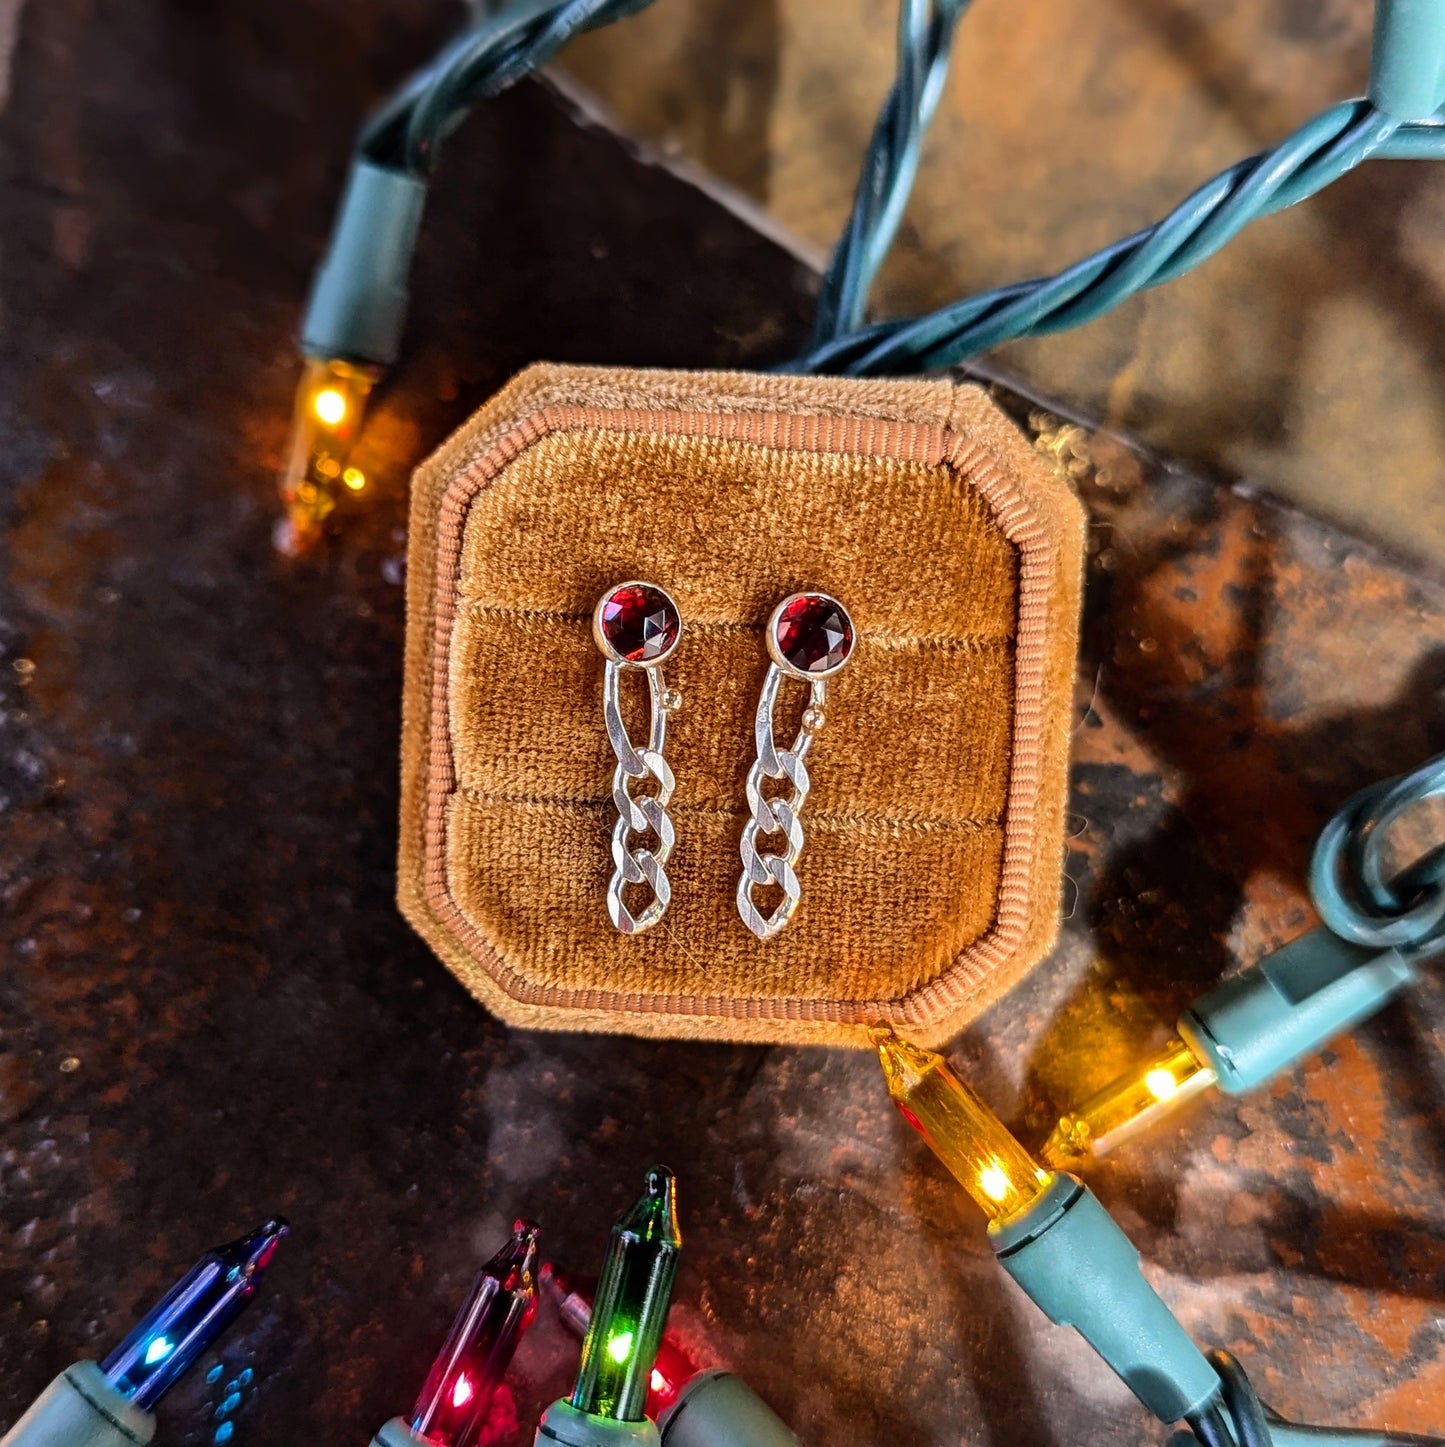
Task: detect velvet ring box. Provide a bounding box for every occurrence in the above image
[398,364,1085,1046]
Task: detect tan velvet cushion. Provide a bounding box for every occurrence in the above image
[398,364,1084,1045]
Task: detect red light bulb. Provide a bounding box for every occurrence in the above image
[409,1221,539,1447]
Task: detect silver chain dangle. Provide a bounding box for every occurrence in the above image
[593,581,684,936]
[737,668,829,939]
[603,661,679,934]
[737,591,856,940]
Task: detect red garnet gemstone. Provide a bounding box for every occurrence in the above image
[774,594,854,674]
[599,583,680,663]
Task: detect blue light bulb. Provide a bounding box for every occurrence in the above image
[101,1217,288,1410]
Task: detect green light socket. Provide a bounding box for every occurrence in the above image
[301,160,427,367]
[989,1176,1220,1424]
[534,1400,661,1447]
[370,1418,432,1447]
[1370,0,1445,119]
[1179,928,1415,1096]
[0,1363,155,1447]
[658,1373,801,1447]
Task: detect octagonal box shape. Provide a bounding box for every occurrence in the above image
[398,365,1085,1046]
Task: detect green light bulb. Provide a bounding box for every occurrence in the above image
[570,1166,682,1422]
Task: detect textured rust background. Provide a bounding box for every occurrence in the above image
[0,4,1442,1446]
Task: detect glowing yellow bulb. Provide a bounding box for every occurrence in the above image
[313,387,347,425]
[607,1332,633,1364]
[278,357,377,553]
[978,1162,1011,1202]
[1041,1038,1217,1168]
[871,1026,1051,1224]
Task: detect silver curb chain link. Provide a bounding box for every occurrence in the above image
[737,665,828,939]
[603,661,677,934]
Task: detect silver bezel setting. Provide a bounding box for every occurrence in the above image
[592,580,684,669]
[765,590,856,681]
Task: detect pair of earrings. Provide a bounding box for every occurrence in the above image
[591,580,856,941]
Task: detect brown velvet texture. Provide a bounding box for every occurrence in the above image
[398,365,1085,1045]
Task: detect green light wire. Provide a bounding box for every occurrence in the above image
[797,99,1432,374]
[1187,1351,1444,1447]
[358,0,656,177]
[799,0,1445,376]
[1310,748,1445,956]
[811,0,974,345]
[297,0,657,366]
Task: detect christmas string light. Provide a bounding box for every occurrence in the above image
[569,1168,680,1424]
[871,1027,1217,1425]
[541,1265,801,1446]
[0,1217,288,1447]
[540,1266,701,1420]
[370,1221,540,1447]
[535,1167,681,1447]
[278,0,655,552]
[1043,749,1445,1169]
[280,0,1445,547]
[280,0,1445,540]
[279,357,377,549]
[1042,1036,1217,1166]
[871,1028,1443,1446]
[99,1216,289,1410]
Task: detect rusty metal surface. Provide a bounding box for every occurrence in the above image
[0,4,1442,1446]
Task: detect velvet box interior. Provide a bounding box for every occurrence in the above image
[398,364,1085,1045]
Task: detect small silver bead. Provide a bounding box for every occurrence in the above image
[802,706,827,732]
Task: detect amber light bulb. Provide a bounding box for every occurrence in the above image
[870,1026,1050,1224]
[276,356,375,554]
[1040,1039,1218,1168]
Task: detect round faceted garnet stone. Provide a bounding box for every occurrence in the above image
[600,583,680,663]
[775,594,854,674]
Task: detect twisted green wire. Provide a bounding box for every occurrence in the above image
[798,101,1445,375]
[1188,1351,1445,1447]
[358,0,656,177]
[1310,748,1445,956]
[812,0,974,345]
